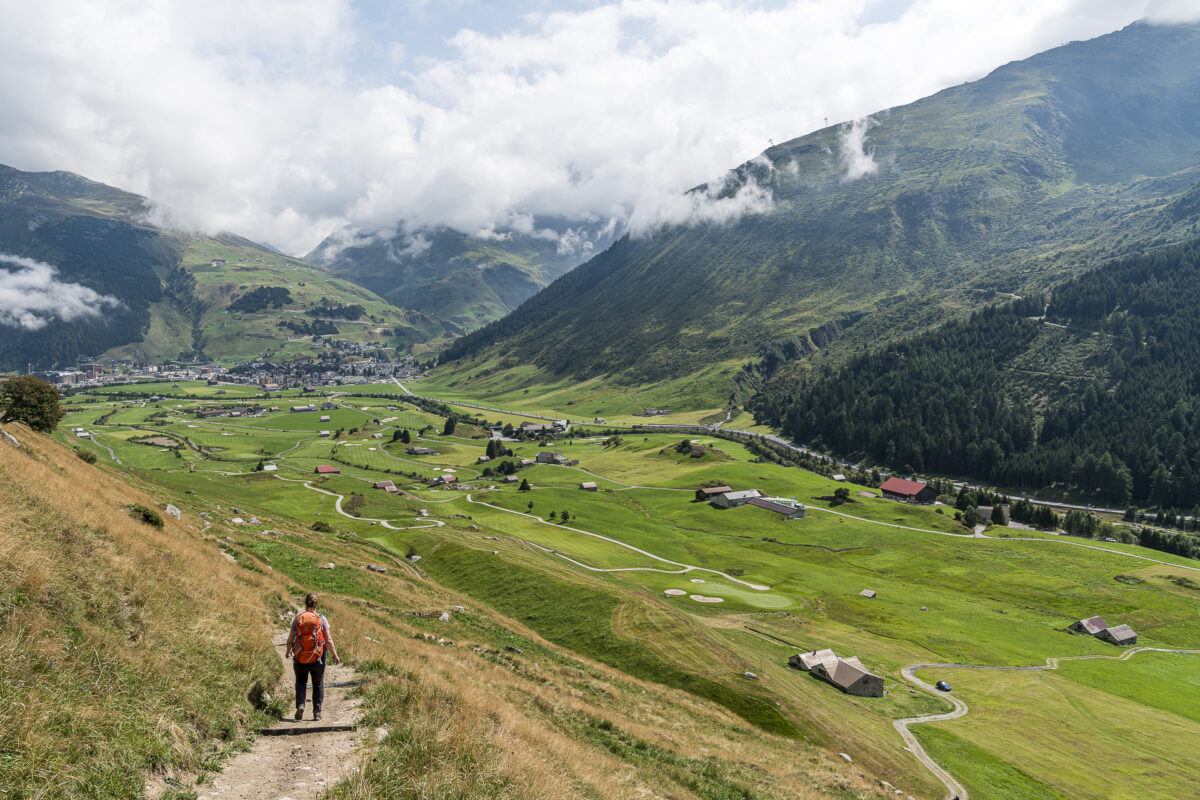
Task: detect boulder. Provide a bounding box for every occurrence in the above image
[317,562,335,570]
[366,564,387,574]
[164,504,182,520]
[438,611,451,622]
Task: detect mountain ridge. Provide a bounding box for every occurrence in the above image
[439,21,1200,385]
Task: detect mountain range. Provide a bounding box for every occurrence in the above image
[0,166,439,370]
[306,217,617,333]
[441,21,1200,385]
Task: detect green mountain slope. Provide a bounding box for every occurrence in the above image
[308,218,615,333]
[751,236,1200,509]
[441,21,1200,384]
[0,166,439,369]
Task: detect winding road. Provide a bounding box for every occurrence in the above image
[465,493,771,590]
[895,647,1200,800]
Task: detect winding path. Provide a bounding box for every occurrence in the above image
[465,493,771,591]
[895,647,1200,800]
[273,475,445,532]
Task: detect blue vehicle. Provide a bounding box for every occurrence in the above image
[935,680,952,692]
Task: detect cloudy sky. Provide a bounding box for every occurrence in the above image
[0,0,1194,254]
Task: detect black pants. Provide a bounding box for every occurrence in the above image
[293,659,325,711]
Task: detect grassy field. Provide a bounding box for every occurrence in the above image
[46,381,1200,799]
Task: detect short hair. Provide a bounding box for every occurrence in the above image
[305,592,319,609]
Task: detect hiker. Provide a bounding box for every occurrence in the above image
[285,592,340,721]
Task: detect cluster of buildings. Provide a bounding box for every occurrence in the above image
[696,486,806,519]
[789,648,884,697]
[1069,615,1138,645]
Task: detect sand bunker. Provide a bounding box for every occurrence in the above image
[690,578,705,583]
[689,594,725,603]
[664,589,688,596]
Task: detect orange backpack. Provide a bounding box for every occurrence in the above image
[293,611,326,664]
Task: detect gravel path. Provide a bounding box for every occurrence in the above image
[194,632,365,800]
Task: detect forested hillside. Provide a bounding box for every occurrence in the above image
[751,238,1200,509]
[441,21,1200,383]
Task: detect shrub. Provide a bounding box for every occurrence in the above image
[123,503,164,528]
[311,521,334,533]
[74,447,97,464]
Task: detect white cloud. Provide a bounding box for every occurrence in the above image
[0,253,121,330]
[840,116,879,181]
[0,1,1188,254]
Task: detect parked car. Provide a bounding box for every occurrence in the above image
[935,680,952,692]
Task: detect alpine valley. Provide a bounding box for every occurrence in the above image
[5,16,1200,800]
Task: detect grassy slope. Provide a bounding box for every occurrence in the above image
[102,238,443,364]
[7,417,887,798]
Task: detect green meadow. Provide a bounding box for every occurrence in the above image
[53,380,1200,800]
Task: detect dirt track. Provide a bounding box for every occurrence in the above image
[195,632,365,800]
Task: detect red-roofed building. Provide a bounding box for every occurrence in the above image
[315,465,340,475]
[879,477,936,504]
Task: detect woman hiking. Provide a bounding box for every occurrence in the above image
[285,592,341,721]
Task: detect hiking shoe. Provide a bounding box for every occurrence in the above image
[313,710,322,721]
[295,708,304,721]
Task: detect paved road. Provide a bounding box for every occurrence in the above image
[896,647,1200,800]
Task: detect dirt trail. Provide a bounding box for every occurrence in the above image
[196,631,365,800]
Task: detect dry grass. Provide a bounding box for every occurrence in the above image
[0,427,888,799]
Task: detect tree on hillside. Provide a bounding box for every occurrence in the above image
[0,375,64,432]
[519,478,531,491]
[442,416,457,436]
[391,429,403,442]
[560,510,570,523]
[401,429,411,444]
[486,439,498,458]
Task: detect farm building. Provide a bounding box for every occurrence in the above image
[262,464,278,472]
[373,481,396,491]
[320,415,331,422]
[504,475,519,483]
[195,408,225,419]
[810,657,884,697]
[859,589,877,599]
[428,474,455,487]
[748,497,805,519]
[406,446,438,455]
[579,481,598,491]
[710,489,762,508]
[319,430,331,437]
[879,477,937,504]
[315,465,340,475]
[322,402,337,410]
[1069,615,1109,636]
[477,455,491,464]
[536,451,570,465]
[695,485,733,502]
[1099,624,1138,646]
[789,649,838,671]
[291,404,317,413]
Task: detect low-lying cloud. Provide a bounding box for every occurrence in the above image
[839,116,879,181]
[0,253,120,330]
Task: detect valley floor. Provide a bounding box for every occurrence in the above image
[47,378,1200,800]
